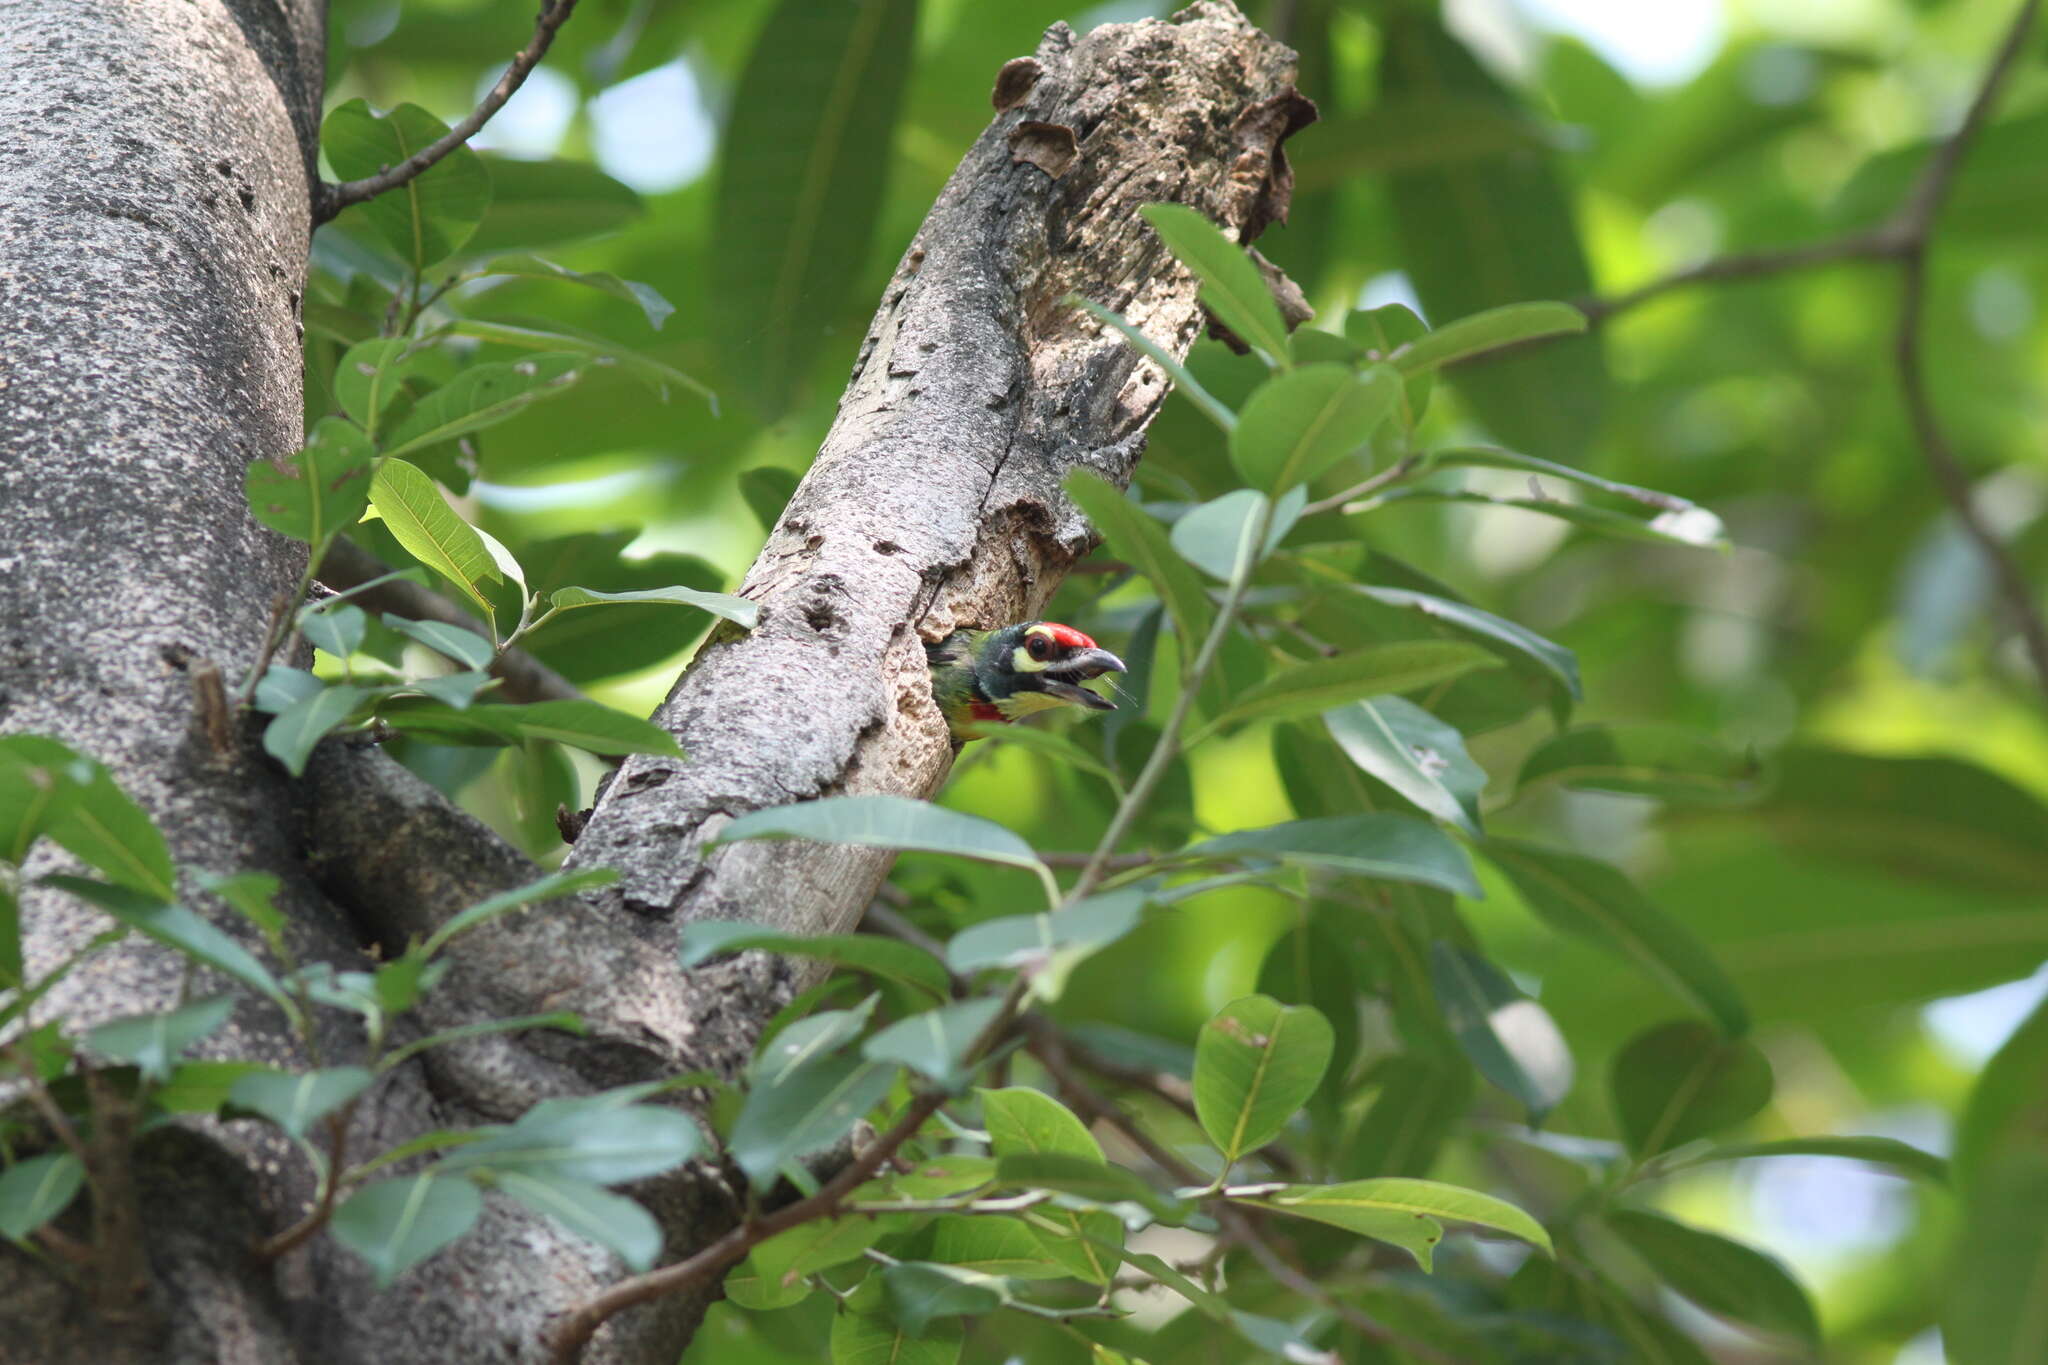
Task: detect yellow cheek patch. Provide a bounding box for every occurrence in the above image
[1012,645,1050,673]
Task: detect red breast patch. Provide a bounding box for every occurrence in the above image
[1041,622,1095,650]
[969,699,1006,724]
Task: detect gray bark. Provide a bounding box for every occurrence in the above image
[0,1,1303,1361]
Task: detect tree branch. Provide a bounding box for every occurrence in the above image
[315,539,582,704]
[1559,0,2048,696]
[313,0,581,224]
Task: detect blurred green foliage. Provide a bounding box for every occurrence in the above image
[288,0,2048,1359]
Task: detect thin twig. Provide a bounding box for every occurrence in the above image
[254,1103,356,1259]
[316,539,583,704]
[1573,230,1897,327]
[315,0,582,223]
[1888,0,2048,690]
[548,978,1031,1362]
[1033,1027,1466,1364]
[1300,451,1423,518]
[1533,0,2048,697]
[1072,503,1274,899]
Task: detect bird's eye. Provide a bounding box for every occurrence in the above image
[1027,634,1050,661]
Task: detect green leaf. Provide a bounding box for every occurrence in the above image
[1392,301,1587,373]
[440,316,711,406]
[1378,14,1606,459]
[155,1059,268,1115]
[1215,642,1499,729]
[830,1277,966,1364]
[753,998,879,1086]
[1347,303,1435,426]
[679,920,949,1001]
[246,419,375,546]
[0,884,18,990]
[1605,1208,1817,1345]
[482,700,682,758]
[1324,695,1488,835]
[1070,297,1237,432]
[252,666,326,716]
[1486,838,1749,1036]
[263,684,371,777]
[1186,814,1481,897]
[1169,487,1304,582]
[728,1052,895,1190]
[1516,725,1761,805]
[1423,446,1712,517]
[548,583,759,631]
[382,614,495,671]
[881,1260,1010,1335]
[331,1173,482,1288]
[1955,993,2048,1196]
[379,354,588,461]
[0,1154,85,1242]
[439,1096,701,1185]
[464,155,642,254]
[1064,471,1218,683]
[1610,1020,1773,1157]
[1355,584,1582,709]
[1667,1137,1947,1186]
[1237,1177,1551,1270]
[1139,203,1292,366]
[1428,942,1572,1121]
[1230,363,1401,493]
[1719,748,2048,899]
[300,603,368,660]
[44,876,290,1012]
[994,1152,1189,1223]
[374,696,522,747]
[1945,1146,2048,1365]
[711,0,917,415]
[228,1066,374,1140]
[859,999,1004,1090]
[423,867,619,958]
[0,736,175,901]
[85,995,236,1083]
[712,796,1045,879]
[475,255,673,330]
[1192,995,1333,1164]
[1371,485,1728,549]
[1345,1055,1473,1178]
[368,458,500,621]
[979,1086,1120,1284]
[322,100,489,268]
[945,888,1148,975]
[494,1170,663,1272]
[332,339,421,440]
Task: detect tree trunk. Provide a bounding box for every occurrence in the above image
[0,2,1304,1360]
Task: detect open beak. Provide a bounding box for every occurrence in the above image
[1042,646,1127,711]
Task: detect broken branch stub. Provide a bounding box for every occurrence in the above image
[566,3,1310,1019]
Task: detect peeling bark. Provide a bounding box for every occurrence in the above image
[0,2,1304,1361]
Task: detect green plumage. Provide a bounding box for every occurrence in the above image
[925,622,1127,742]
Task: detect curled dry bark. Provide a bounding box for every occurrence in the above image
[0,1,1306,1361]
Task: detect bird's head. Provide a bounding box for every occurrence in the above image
[928,621,1128,735]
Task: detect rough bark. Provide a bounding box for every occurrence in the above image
[565,0,1305,1033]
[0,2,1303,1361]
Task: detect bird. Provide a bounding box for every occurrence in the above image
[926,621,1128,741]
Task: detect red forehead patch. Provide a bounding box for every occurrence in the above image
[1039,622,1096,650]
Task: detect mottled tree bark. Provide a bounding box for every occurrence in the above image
[0,2,1303,1361]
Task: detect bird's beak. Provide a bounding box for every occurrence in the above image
[1057,647,1127,681]
[1041,647,1127,711]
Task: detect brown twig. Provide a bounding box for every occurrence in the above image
[1550,0,2048,694]
[548,978,1031,1361]
[315,0,581,224]
[1887,0,2048,690]
[315,539,583,704]
[254,1104,355,1259]
[1030,1025,1465,1364]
